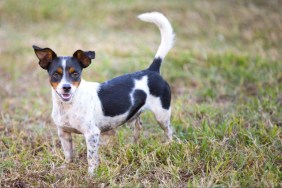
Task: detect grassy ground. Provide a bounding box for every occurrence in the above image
[0,0,281,187]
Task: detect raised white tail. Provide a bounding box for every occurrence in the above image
[138,12,175,73]
[138,12,175,60]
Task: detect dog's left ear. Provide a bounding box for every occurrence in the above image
[73,50,95,68]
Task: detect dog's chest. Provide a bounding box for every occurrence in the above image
[52,91,97,133]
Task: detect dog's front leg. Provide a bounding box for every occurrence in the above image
[58,128,73,163]
[85,127,100,174]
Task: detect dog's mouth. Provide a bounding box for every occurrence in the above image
[61,93,72,101]
[56,91,72,102]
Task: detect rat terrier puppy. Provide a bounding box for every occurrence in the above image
[33,12,175,174]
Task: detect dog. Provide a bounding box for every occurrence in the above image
[32,12,175,174]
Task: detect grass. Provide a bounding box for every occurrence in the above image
[0,0,282,187]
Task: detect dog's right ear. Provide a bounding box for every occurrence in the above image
[32,45,57,70]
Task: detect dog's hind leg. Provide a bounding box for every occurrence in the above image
[153,107,173,141]
[133,116,142,143]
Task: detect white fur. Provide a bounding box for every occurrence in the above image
[134,76,149,92]
[52,80,98,132]
[56,58,67,91]
[138,12,175,59]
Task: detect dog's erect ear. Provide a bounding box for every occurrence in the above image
[32,45,57,70]
[73,50,95,68]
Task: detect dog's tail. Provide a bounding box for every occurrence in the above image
[138,12,175,73]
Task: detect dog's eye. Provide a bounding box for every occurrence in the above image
[52,72,60,79]
[72,72,79,78]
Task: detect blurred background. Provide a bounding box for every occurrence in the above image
[0,0,281,121]
[0,0,282,186]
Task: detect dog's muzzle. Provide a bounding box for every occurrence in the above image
[57,84,73,102]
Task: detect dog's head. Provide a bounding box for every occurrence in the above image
[32,45,95,103]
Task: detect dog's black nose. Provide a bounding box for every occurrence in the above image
[62,84,71,92]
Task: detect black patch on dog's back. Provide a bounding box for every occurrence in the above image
[126,89,147,121]
[98,77,133,117]
[98,72,144,117]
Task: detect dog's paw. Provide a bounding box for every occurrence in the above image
[64,158,72,163]
[88,165,97,176]
[59,163,67,169]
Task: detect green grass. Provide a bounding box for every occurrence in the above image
[0,0,281,187]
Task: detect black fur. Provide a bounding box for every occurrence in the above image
[160,81,171,109]
[98,72,143,117]
[126,89,147,121]
[98,69,171,118]
[147,57,162,73]
[48,57,83,84]
[147,71,171,109]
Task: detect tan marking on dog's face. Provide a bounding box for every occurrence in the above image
[49,68,63,90]
[57,67,63,75]
[72,81,81,88]
[50,80,59,89]
[69,67,75,74]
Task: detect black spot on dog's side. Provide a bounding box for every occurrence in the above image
[98,78,133,117]
[126,90,147,121]
[98,71,145,117]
